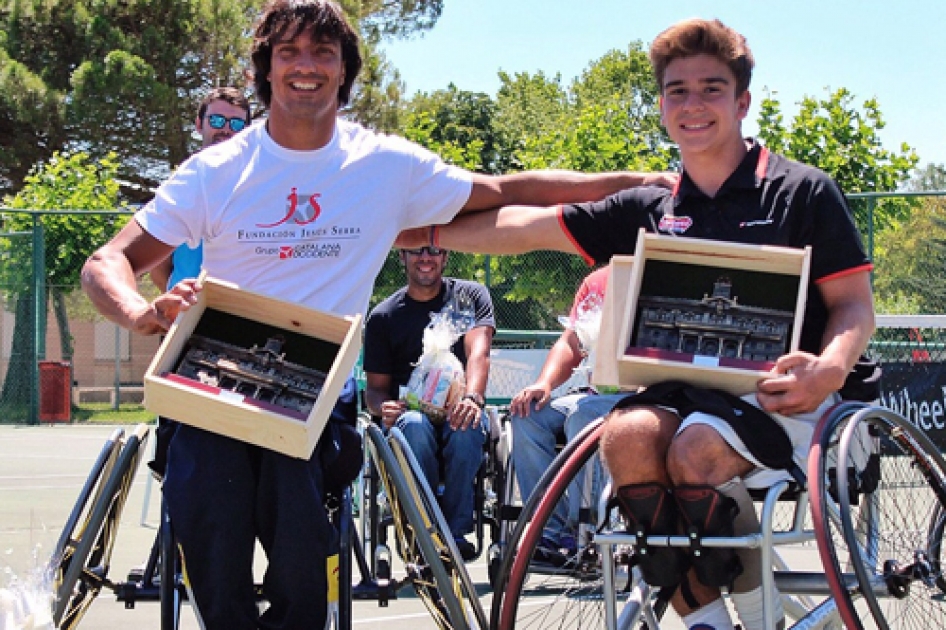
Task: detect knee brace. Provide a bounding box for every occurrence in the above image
[614,483,686,587]
[675,484,743,589]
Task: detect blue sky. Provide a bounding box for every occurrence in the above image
[381,0,945,171]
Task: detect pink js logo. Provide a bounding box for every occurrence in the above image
[257,187,322,228]
[279,246,294,259]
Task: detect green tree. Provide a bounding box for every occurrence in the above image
[0,151,128,411]
[402,85,496,172]
[873,197,946,314]
[1,0,262,198]
[349,44,404,133]
[756,88,918,232]
[489,44,671,329]
[491,70,568,174]
[514,43,671,173]
[0,0,444,200]
[342,0,442,40]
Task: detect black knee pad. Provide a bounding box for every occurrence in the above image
[674,484,743,588]
[614,482,686,587]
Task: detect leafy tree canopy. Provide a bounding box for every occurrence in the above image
[514,43,673,173]
[2,151,128,293]
[873,197,946,314]
[756,88,917,193]
[0,0,442,200]
[757,88,919,233]
[0,151,129,396]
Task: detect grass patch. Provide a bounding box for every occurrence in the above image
[72,403,157,424]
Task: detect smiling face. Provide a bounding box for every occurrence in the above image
[401,248,448,295]
[266,25,345,146]
[659,53,751,161]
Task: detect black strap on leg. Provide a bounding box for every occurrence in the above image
[613,482,687,587]
[675,484,743,589]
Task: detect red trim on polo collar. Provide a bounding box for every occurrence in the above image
[756,146,770,180]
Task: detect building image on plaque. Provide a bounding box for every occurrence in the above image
[632,276,793,364]
[172,333,328,420]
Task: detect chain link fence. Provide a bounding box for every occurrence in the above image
[2,192,945,423]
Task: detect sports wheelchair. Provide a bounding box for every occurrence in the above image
[357,406,508,582]
[360,418,488,629]
[48,424,356,630]
[489,402,946,629]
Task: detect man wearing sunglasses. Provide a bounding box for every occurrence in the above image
[81,2,675,628]
[146,87,252,482]
[150,87,252,294]
[364,245,495,562]
[196,88,252,148]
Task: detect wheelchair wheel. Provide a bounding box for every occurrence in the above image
[158,496,183,630]
[836,406,946,628]
[810,402,869,629]
[364,423,485,629]
[51,424,150,629]
[488,413,516,589]
[387,427,487,630]
[493,418,645,630]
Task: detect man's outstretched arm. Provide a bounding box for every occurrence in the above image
[462,171,676,212]
[397,205,576,256]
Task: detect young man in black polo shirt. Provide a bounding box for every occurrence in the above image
[398,18,875,630]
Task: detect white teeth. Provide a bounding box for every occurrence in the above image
[292,82,320,91]
[683,122,711,130]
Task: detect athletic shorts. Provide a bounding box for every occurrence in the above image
[676,392,840,489]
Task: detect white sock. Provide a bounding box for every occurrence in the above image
[731,585,785,630]
[681,597,735,630]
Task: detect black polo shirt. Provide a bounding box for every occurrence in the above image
[560,140,872,355]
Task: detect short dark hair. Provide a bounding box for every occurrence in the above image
[197,87,252,122]
[649,19,754,95]
[250,0,362,109]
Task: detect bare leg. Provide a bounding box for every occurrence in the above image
[600,406,679,486]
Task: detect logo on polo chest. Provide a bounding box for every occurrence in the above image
[658,215,693,234]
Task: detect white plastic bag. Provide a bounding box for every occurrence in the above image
[403,310,468,423]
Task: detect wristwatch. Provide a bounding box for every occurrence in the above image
[462,392,485,409]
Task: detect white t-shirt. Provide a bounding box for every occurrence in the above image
[137,118,472,316]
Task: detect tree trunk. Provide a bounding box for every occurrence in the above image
[0,295,36,420]
[52,288,74,362]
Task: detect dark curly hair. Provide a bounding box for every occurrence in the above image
[250,0,362,109]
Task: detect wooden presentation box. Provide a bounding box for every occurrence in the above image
[144,277,363,459]
[594,230,811,396]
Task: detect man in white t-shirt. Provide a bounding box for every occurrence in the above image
[81,2,673,628]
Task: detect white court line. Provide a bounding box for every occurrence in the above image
[352,610,446,624]
[0,455,114,460]
[0,474,100,480]
[0,479,149,492]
